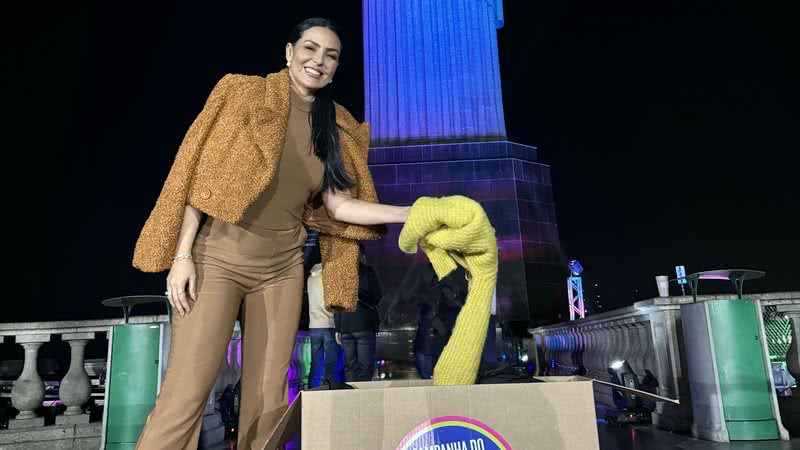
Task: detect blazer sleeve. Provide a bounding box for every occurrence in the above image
[132,75,234,272]
[317,234,360,312]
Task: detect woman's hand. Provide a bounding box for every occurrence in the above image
[166,259,197,317]
[164,205,204,317]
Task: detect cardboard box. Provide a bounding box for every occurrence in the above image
[265,376,600,450]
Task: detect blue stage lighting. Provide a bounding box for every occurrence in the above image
[568,260,584,277]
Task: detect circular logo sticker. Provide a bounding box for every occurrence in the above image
[396,416,511,450]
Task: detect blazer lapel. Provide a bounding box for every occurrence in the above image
[249,69,290,170]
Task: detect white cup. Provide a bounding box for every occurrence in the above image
[656,275,670,297]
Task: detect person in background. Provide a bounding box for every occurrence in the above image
[481,282,499,368]
[396,264,466,379]
[419,276,465,379]
[402,265,499,379]
[335,243,381,381]
[306,262,340,387]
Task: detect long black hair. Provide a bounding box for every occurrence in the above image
[288,18,354,192]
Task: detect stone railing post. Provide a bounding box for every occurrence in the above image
[623,323,638,376]
[648,307,692,432]
[609,322,623,368]
[9,334,49,428]
[638,322,655,377]
[547,333,557,374]
[547,333,558,373]
[559,332,570,374]
[629,323,645,377]
[596,326,610,376]
[649,309,680,399]
[542,333,553,375]
[563,331,574,373]
[57,333,94,424]
[575,327,586,374]
[587,325,600,377]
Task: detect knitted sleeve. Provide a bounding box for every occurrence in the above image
[399,196,498,385]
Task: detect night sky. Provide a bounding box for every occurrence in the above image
[9,0,797,323]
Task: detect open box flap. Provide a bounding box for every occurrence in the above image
[262,393,302,450]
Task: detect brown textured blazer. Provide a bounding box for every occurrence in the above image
[132,69,385,312]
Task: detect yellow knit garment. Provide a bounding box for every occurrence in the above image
[398,196,498,385]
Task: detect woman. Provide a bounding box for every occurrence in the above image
[132,18,409,450]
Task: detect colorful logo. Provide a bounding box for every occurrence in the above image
[397,416,511,450]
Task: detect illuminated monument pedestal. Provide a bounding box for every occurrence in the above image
[366,141,564,325]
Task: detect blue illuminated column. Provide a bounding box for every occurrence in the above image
[363,0,506,144]
[363,1,564,325]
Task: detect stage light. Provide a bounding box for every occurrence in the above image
[606,360,649,424]
[608,360,640,402]
[568,260,584,277]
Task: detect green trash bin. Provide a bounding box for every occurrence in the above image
[100,296,171,450]
[681,270,789,442]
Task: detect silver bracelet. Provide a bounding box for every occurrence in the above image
[173,253,193,261]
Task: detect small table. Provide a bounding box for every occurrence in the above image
[102,295,169,324]
[685,269,766,302]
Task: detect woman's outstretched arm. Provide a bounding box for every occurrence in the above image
[323,189,410,225]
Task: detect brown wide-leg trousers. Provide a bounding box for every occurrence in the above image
[136,223,305,450]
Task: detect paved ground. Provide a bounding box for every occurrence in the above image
[597,422,799,450]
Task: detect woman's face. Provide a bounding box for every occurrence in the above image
[286,26,341,94]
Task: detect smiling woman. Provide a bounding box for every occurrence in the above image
[286,22,341,92]
[131,17,411,450]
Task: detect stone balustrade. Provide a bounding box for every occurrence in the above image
[0,316,311,449]
[529,291,800,432]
